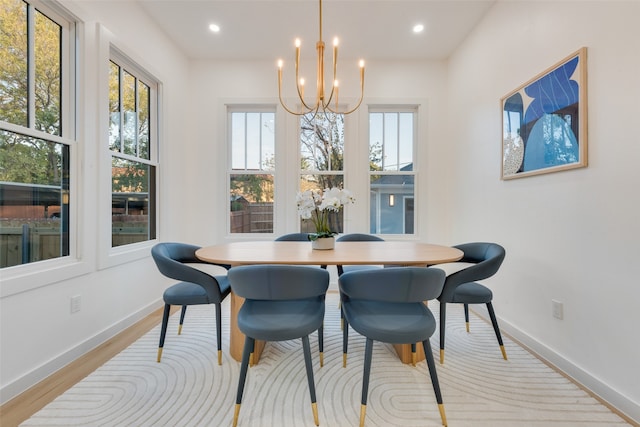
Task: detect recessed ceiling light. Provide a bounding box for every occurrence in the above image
[209,23,220,33]
[413,24,424,33]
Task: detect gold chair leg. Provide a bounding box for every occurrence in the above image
[312,402,319,426]
[218,350,222,365]
[411,351,416,367]
[319,352,324,367]
[178,324,183,335]
[438,403,448,426]
[343,353,347,368]
[500,345,507,360]
[232,403,241,427]
[156,347,163,363]
[439,349,444,364]
[465,322,470,333]
[359,404,367,427]
[249,352,254,367]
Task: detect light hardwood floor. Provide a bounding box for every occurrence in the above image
[0,305,176,427]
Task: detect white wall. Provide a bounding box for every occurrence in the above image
[185,59,453,245]
[447,0,640,421]
[0,1,191,404]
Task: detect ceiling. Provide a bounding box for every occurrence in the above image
[136,0,495,61]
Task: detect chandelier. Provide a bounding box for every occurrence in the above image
[277,0,365,116]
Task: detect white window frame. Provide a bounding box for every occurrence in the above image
[221,102,423,240]
[0,0,86,296]
[367,106,419,238]
[96,26,161,269]
[226,105,277,237]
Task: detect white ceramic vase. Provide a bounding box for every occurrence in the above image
[311,236,335,250]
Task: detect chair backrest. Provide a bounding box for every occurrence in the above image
[439,242,506,301]
[228,265,329,301]
[275,233,312,241]
[151,242,226,303]
[336,233,384,242]
[339,267,446,303]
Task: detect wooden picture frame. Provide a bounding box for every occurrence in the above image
[501,47,588,179]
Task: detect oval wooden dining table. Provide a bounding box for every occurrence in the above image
[196,240,463,364]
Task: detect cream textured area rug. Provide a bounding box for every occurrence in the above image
[23,293,629,426]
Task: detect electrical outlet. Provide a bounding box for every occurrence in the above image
[70,295,81,314]
[552,299,563,320]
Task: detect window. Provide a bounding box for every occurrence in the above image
[299,112,346,233]
[0,0,74,268]
[228,108,275,234]
[369,109,416,234]
[108,58,157,247]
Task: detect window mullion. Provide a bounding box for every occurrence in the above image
[27,4,36,129]
[244,113,248,169]
[381,115,386,170]
[118,66,124,154]
[60,20,71,139]
[396,112,401,171]
[134,77,139,157]
[259,113,264,169]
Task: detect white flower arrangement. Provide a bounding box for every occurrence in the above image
[296,187,355,240]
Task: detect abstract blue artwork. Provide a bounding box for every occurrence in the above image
[501,48,588,179]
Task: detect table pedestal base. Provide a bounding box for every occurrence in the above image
[393,343,426,364]
[229,293,266,364]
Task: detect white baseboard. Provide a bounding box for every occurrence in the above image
[0,299,162,405]
[475,310,639,424]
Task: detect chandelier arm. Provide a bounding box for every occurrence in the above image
[324,37,338,109]
[279,89,316,116]
[324,64,364,115]
[279,97,309,116]
[321,88,334,111]
[278,87,319,116]
[296,84,317,112]
[325,92,364,115]
[319,0,323,47]
[279,74,315,116]
[294,43,311,111]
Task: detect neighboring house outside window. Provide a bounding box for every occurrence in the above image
[108,57,157,247]
[228,108,275,234]
[369,109,416,234]
[0,0,74,268]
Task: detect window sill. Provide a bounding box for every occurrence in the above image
[0,257,91,298]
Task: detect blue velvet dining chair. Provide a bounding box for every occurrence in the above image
[151,242,230,365]
[275,232,328,365]
[339,267,448,426]
[437,242,507,364]
[228,264,330,427]
[274,232,313,242]
[275,232,328,270]
[335,233,385,332]
[335,233,384,276]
